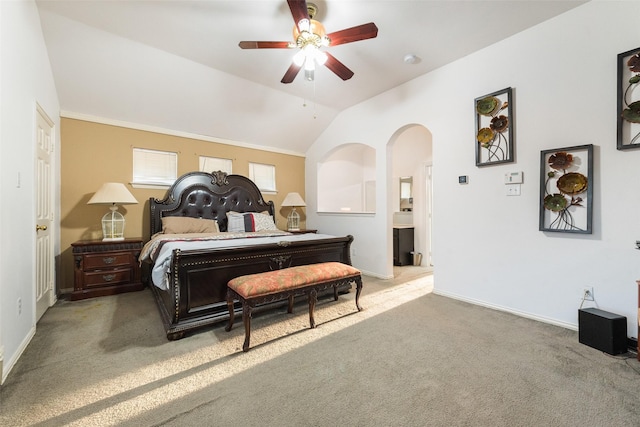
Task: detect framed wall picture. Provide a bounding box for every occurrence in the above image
[539,144,593,234]
[475,87,514,166]
[617,46,640,150]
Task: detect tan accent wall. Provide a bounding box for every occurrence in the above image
[60,118,305,293]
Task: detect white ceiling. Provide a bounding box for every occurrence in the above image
[36,0,586,154]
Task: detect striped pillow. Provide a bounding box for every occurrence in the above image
[227,211,278,232]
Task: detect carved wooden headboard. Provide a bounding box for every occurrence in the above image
[149,171,276,235]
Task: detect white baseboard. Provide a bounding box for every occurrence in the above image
[1,325,36,385]
[360,269,393,280]
[433,288,578,331]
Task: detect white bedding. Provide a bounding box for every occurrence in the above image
[140,231,337,290]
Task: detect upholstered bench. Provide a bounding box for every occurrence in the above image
[225,262,362,352]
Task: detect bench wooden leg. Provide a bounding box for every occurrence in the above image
[287,295,294,313]
[242,300,252,352]
[225,290,235,332]
[355,276,363,312]
[308,288,317,328]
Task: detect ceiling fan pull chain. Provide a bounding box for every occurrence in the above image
[313,78,317,119]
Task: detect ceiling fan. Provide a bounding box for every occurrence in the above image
[239,0,378,84]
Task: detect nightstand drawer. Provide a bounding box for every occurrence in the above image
[82,268,132,288]
[83,252,132,270]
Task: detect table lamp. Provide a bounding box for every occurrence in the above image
[87,183,138,241]
[282,192,306,231]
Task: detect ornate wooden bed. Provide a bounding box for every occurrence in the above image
[144,171,354,340]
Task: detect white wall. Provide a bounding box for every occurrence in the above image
[0,0,60,383]
[306,1,640,336]
[317,144,376,213]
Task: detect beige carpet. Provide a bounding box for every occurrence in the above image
[1,269,639,426]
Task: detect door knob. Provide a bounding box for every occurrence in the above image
[36,225,48,232]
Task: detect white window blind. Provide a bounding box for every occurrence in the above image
[249,162,276,193]
[199,156,232,174]
[132,148,177,186]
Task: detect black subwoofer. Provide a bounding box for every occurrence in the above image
[578,308,627,355]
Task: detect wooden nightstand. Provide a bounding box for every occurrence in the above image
[71,238,144,300]
[288,229,318,234]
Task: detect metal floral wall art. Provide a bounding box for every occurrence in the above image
[617,46,640,150]
[475,87,514,166]
[539,144,593,234]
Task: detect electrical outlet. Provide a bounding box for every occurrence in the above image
[17,298,22,315]
[582,287,594,301]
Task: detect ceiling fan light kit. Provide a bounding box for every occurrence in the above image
[291,18,329,48]
[239,0,378,84]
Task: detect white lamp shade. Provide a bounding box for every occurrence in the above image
[281,192,306,207]
[87,183,138,205]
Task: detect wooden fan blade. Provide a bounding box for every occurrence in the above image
[287,0,309,30]
[324,52,354,81]
[327,22,378,47]
[281,62,302,84]
[239,41,291,49]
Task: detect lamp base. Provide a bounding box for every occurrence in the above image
[287,207,301,231]
[101,206,126,241]
[102,237,125,242]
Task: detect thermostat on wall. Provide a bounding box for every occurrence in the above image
[504,171,523,184]
[459,175,468,184]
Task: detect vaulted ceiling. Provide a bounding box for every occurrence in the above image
[36,0,585,154]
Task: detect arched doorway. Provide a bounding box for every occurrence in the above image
[387,125,433,276]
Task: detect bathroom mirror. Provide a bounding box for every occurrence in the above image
[399,176,413,211]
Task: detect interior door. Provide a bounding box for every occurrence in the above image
[35,104,55,321]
